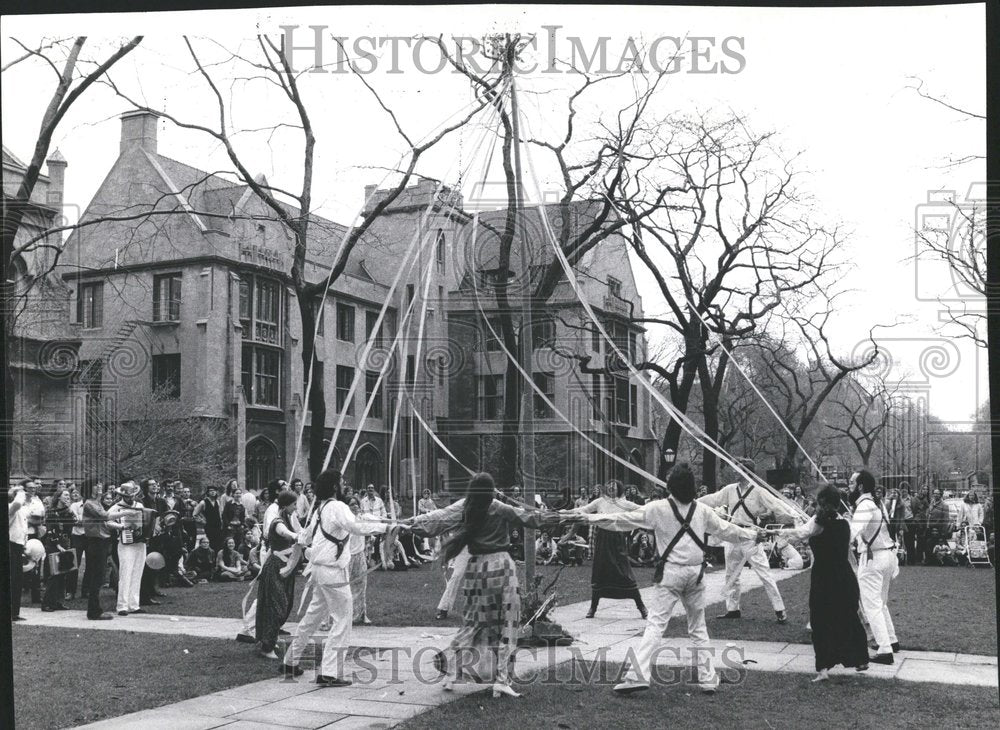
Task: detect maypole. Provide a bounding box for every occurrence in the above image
[506,34,537,599]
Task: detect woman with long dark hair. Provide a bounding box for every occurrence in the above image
[771,485,870,681]
[255,490,299,658]
[566,480,647,619]
[407,472,567,698]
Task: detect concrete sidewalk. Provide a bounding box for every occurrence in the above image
[34,563,995,729]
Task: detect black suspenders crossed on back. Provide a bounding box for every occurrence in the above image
[311,499,349,560]
[653,499,710,584]
[860,499,895,561]
[732,484,757,525]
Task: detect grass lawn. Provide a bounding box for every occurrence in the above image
[57,561,605,627]
[11,625,279,730]
[54,563,994,654]
[689,565,997,656]
[399,664,1000,730]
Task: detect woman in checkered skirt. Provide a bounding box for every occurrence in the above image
[407,472,568,698]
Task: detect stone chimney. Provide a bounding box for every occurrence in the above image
[120,110,159,155]
[45,148,67,207]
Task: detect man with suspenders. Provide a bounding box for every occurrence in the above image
[581,463,761,695]
[280,469,388,686]
[849,469,900,665]
[698,457,800,623]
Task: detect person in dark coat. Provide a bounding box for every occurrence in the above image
[772,485,869,681]
[41,487,75,612]
[193,485,225,552]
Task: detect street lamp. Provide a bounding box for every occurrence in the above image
[663,448,676,467]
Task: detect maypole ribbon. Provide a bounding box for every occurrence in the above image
[517,111,808,521]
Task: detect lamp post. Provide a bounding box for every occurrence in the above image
[663,448,676,467]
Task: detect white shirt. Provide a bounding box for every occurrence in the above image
[240,491,258,518]
[70,501,86,536]
[698,482,801,529]
[23,495,46,536]
[850,496,896,553]
[359,494,387,520]
[9,491,28,545]
[584,498,758,567]
[298,499,386,569]
[262,502,280,539]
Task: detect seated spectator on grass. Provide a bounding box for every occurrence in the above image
[931,537,956,567]
[400,531,432,564]
[216,537,249,581]
[508,526,525,562]
[628,532,656,567]
[188,535,216,582]
[536,531,558,565]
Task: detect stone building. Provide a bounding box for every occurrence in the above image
[4,145,81,483]
[51,110,656,499]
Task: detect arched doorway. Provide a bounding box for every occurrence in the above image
[355,443,381,489]
[246,437,277,494]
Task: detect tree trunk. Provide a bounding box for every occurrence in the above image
[657,356,699,480]
[698,349,729,491]
[297,295,327,479]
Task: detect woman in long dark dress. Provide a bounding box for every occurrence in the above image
[255,491,299,659]
[566,480,647,619]
[773,485,869,681]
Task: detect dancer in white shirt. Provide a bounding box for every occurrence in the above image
[579,463,762,695]
[698,458,800,623]
[849,469,900,665]
[280,469,388,686]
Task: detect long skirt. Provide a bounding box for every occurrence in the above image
[591,528,639,599]
[349,551,368,620]
[255,554,296,652]
[441,551,520,684]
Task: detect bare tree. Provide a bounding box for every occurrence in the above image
[751,308,880,473]
[616,115,842,485]
[824,372,896,468]
[3,36,142,474]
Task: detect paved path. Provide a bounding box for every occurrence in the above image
[24,564,992,729]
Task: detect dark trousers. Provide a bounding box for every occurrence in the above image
[9,542,24,619]
[84,537,109,618]
[69,534,85,598]
[904,523,921,564]
[139,565,161,602]
[41,554,64,610]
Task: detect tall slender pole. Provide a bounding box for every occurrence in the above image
[509,40,537,597]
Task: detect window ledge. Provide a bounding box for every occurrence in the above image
[150,320,181,327]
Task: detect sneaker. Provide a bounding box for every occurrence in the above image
[130,608,147,615]
[88,613,114,621]
[435,610,448,620]
[701,685,718,695]
[891,642,901,653]
[613,680,650,695]
[716,610,741,619]
[775,610,788,624]
[869,653,894,665]
[315,675,352,687]
[118,611,129,616]
[236,633,256,644]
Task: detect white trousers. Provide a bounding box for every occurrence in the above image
[858,549,899,655]
[436,547,471,612]
[283,565,353,678]
[626,563,717,689]
[116,542,146,612]
[724,539,784,612]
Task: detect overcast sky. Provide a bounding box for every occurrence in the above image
[2,4,987,427]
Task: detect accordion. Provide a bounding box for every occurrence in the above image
[47,550,78,576]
